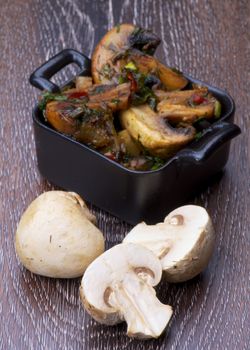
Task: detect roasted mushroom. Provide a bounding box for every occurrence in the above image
[92,24,188,90]
[120,105,195,158]
[87,82,131,111]
[123,51,188,91]
[156,88,221,123]
[45,101,118,150]
[92,24,160,84]
[157,102,216,124]
[154,88,209,104]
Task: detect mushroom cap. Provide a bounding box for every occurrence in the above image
[123,205,215,283]
[15,191,104,278]
[80,243,162,325]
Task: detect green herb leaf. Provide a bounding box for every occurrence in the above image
[150,157,165,170]
[118,75,127,84]
[195,132,203,140]
[38,91,68,111]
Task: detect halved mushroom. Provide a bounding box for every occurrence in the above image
[123,205,215,283]
[125,51,188,91]
[80,243,173,339]
[87,82,131,111]
[154,88,209,104]
[92,24,160,84]
[62,82,131,112]
[117,129,142,156]
[45,101,118,150]
[92,24,188,90]
[157,102,215,124]
[120,105,195,158]
[154,88,221,123]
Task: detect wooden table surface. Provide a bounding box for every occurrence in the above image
[1,0,249,349]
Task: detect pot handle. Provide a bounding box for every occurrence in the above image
[29,49,91,92]
[176,121,241,162]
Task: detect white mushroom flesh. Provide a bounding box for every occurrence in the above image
[80,243,173,339]
[123,205,215,282]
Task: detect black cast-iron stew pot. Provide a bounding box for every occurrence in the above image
[29,49,241,225]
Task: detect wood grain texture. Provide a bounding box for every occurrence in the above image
[0,0,249,349]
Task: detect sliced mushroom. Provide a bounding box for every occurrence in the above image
[92,24,187,90]
[127,51,188,91]
[157,101,215,124]
[92,24,160,84]
[123,205,215,283]
[45,101,80,135]
[80,243,173,339]
[63,82,131,112]
[120,105,195,158]
[118,129,142,156]
[154,88,209,104]
[87,82,131,111]
[45,101,117,150]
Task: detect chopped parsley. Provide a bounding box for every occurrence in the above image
[38,91,68,111]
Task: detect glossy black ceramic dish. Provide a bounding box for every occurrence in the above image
[30,49,241,224]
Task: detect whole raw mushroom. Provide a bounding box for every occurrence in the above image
[15,191,105,278]
[123,205,215,283]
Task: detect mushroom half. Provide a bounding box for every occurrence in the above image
[123,205,215,283]
[80,243,173,339]
[91,24,160,84]
[91,24,188,90]
[120,104,195,158]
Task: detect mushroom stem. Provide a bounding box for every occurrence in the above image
[108,273,173,339]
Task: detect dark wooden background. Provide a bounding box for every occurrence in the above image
[0,0,249,349]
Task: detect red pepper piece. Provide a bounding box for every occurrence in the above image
[127,72,137,92]
[192,94,205,105]
[67,91,88,99]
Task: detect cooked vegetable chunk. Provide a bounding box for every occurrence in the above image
[92,24,160,84]
[91,24,188,90]
[120,105,195,158]
[45,101,118,150]
[157,102,215,124]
